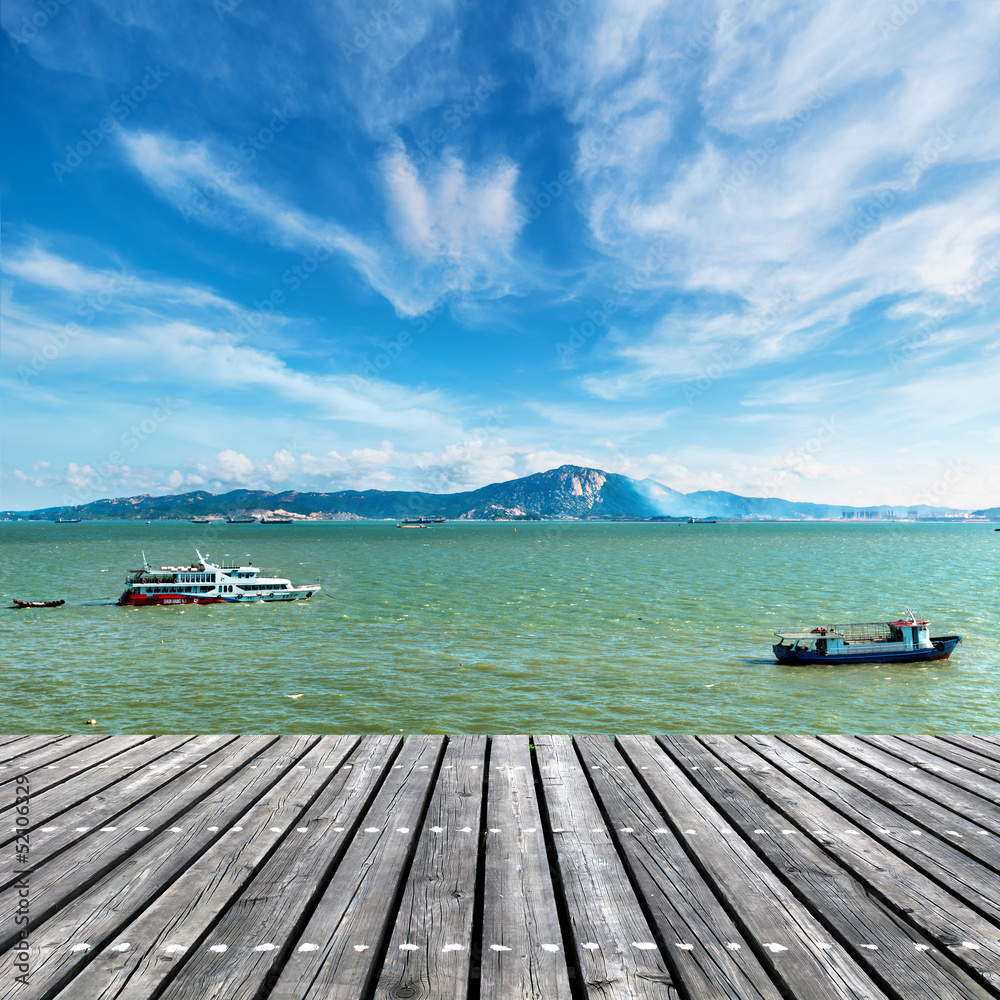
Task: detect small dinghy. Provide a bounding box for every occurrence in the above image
[12,599,65,608]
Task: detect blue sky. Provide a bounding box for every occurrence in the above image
[2,0,998,512]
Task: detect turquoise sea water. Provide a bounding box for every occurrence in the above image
[1,520,996,733]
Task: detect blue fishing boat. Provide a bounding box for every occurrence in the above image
[773,612,961,664]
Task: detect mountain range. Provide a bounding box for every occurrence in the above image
[2,465,984,521]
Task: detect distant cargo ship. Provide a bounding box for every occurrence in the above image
[226,517,256,524]
[261,517,294,524]
[54,518,82,523]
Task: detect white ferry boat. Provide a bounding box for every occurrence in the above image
[117,550,320,606]
[773,611,961,664]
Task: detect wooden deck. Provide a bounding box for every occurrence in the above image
[2,734,998,999]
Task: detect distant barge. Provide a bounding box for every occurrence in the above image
[773,614,961,664]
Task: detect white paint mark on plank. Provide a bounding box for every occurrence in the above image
[298,943,319,952]
[110,943,130,952]
[210,944,228,953]
[490,944,511,952]
[541,944,559,952]
[764,943,788,953]
[633,942,657,950]
[70,944,91,953]
[442,943,464,952]
[399,943,419,951]
[254,943,277,952]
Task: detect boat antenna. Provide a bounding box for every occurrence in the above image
[905,606,915,622]
[141,550,151,572]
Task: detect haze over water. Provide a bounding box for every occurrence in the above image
[1,520,996,734]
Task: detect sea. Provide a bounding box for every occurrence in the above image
[1,520,996,734]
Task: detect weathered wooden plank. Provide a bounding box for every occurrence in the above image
[618,736,891,1000]
[0,736,265,949]
[575,736,784,1000]
[244,736,445,1000]
[477,735,572,1000]
[858,736,1000,805]
[698,734,1000,993]
[27,736,354,1000]
[808,737,1000,844]
[741,735,1000,924]
[532,735,675,999]
[938,735,1000,767]
[144,735,403,1000]
[784,735,1000,877]
[0,736,32,751]
[373,735,487,1000]
[0,737,151,804]
[0,735,201,852]
[0,736,231,893]
[663,736,996,1000]
[0,735,112,784]
[0,735,69,764]
[896,737,1000,781]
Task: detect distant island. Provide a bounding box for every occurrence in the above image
[3,465,994,523]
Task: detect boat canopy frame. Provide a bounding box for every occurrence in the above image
[774,621,905,643]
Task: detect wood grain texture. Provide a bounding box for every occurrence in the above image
[575,735,783,1000]
[695,734,1000,994]
[784,736,1000,872]
[820,737,1000,830]
[267,735,445,1000]
[858,735,1000,804]
[0,735,258,948]
[38,736,355,1000]
[620,735,891,1000]
[0,734,994,1000]
[896,735,1000,782]
[739,735,1000,925]
[155,735,404,1000]
[0,735,114,786]
[533,735,675,1000]
[0,735,70,764]
[479,735,572,1000]
[373,735,486,1000]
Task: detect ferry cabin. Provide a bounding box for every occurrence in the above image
[118,551,318,606]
